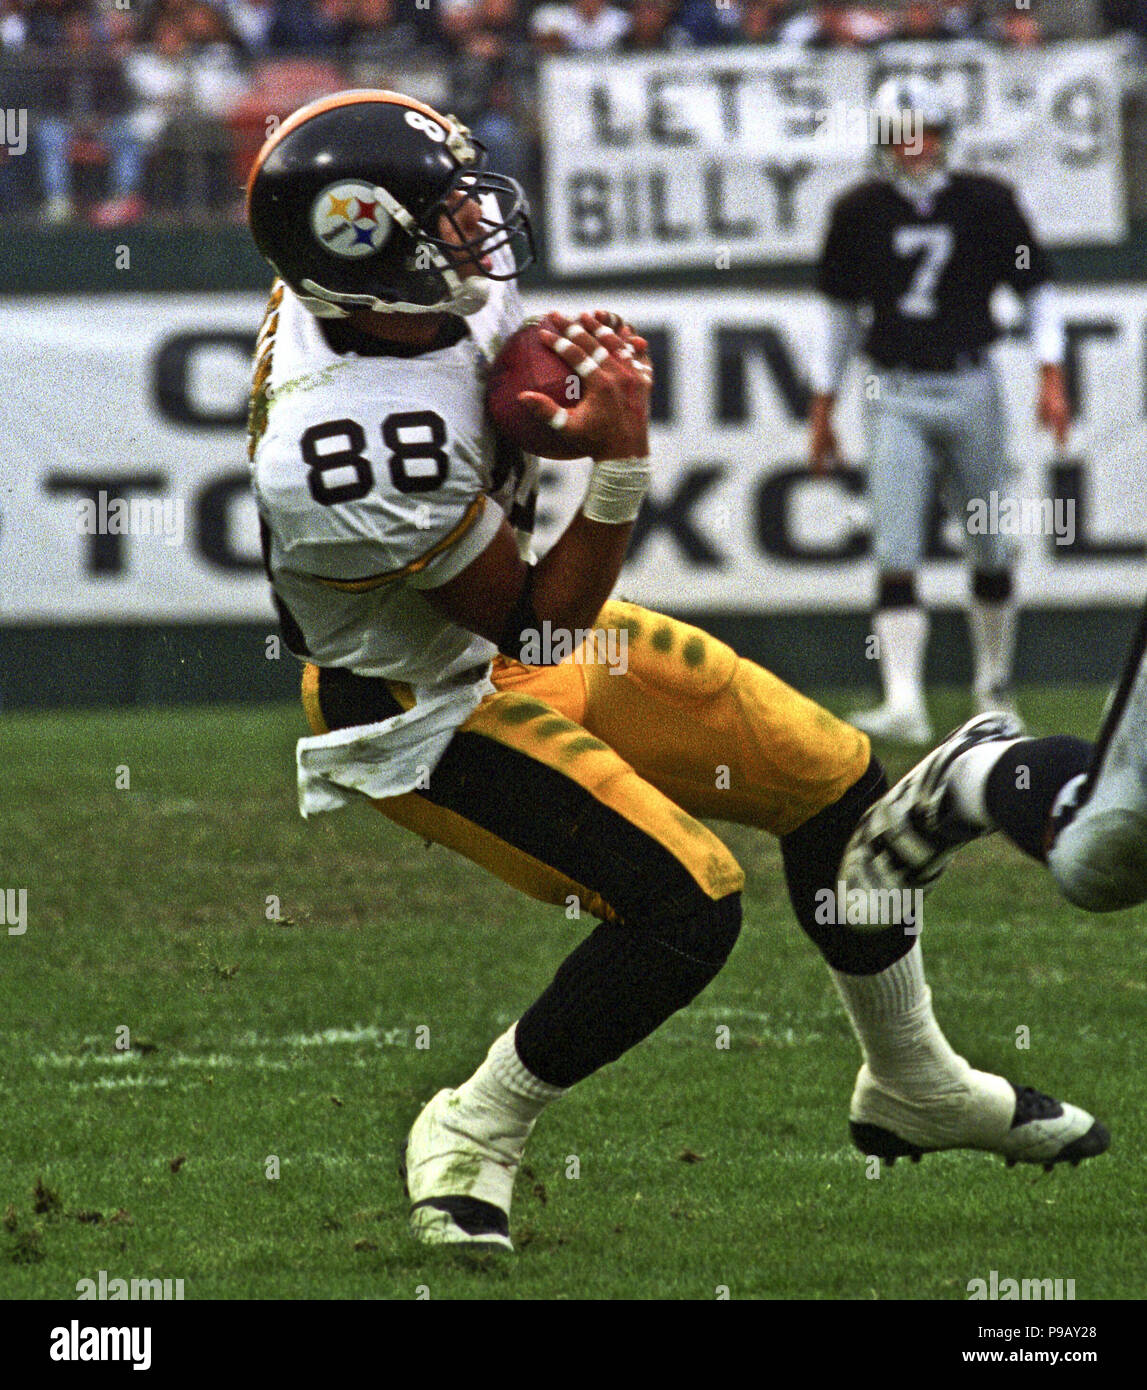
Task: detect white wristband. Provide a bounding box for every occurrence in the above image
[582,456,651,525]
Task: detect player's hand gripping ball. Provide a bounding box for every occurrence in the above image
[485,311,652,460]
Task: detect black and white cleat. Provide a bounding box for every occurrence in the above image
[840,712,1025,901]
[400,1088,524,1251]
[849,1064,1110,1170]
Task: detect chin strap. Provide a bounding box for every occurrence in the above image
[297,277,492,320]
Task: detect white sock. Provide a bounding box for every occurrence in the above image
[453,1025,567,1130]
[874,606,929,711]
[832,945,966,1094]
[969,597,1018,696]
[945,736,1026,828]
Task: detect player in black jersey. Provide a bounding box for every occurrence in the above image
[809,75,1072,743]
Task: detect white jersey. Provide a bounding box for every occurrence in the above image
[249,268,534,698]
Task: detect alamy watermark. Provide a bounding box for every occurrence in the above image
[967,1270,1076,1300]
[50,1321,152,1370]
[2,108,27,156]
[76,492,184,547]
[2,888,27,936]
[966,492,1075,547]
[814,882,923,933]
[518,622,628,675]
[813,102,922,155]
[76,1270,184,1300]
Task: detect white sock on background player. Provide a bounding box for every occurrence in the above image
[970,597,1019,710]
[853,607,931,741]
[876,606,929,711]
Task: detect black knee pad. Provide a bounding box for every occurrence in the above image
[516,890,742,1088]
[780,757,917,975]
[781,757,887,888]
[651,889,742,967]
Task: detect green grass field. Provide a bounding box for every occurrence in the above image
[3,686,1145,1301]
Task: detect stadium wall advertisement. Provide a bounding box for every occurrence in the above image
[539,40,1128,276]
[1,286,1144,631]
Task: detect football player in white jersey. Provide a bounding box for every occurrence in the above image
[247,90,1107,1251]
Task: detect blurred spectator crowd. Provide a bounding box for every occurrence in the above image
[0,0,1136,228]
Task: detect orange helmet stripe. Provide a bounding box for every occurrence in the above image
[245,89,450,218]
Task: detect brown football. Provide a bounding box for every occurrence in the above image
[485,322,587,459]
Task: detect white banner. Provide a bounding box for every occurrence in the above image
[0,288,1143,624]
[540,40,1127,275]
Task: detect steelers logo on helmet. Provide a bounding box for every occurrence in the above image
[310,181,392,259]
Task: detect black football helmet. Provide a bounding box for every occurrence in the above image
[246,89,535,318]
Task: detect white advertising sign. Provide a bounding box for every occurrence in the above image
[540,41,1127,275]
[0,287,1143,624]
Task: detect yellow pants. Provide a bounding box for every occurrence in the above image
[302,601,869,924]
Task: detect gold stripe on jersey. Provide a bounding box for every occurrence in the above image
[300,658,324,733]
[309,496,488,592]
[247,281,284,463]
[389,681,416,710]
